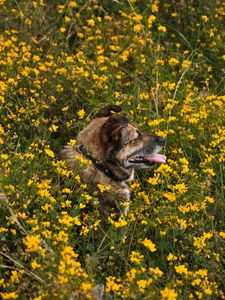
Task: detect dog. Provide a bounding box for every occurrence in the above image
[61,105,166,220]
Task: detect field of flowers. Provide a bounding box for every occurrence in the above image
[0,0,225,299]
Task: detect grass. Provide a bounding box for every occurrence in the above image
[0,0,225,299]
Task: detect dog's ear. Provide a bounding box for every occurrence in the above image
[93,105,122,118]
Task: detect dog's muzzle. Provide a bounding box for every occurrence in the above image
[126,135,167,167]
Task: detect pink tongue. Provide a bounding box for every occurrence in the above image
[144,154,167,163]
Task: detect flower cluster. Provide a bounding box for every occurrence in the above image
[1,0,225,299]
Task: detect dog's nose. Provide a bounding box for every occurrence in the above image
[156,136,165,145]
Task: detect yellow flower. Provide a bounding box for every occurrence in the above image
[109,217,127,228]
[80,282,92,292]
[155,59,164,65]
[179,157,189,174]
[201,15,209,22]
[147,174,160,185]
[33,55,40,61]
[79,203,86,209]
[147,15,156,28]
[97,183,110,193]
[31,260,41,269]
[137,279,152,292]
[74,174,81,182]
[167,253,178,261]
[172,183,187,194]
[37,179,51,190]
[62,188,72,194]
[64,16,71,23]
[60,27,66,33]
[61,200,72,208]
[57,231,69,243]
[2,292,18,300]
[58,246,83,281]
[175,264,188,276]
[59,214,81,227]
[204,287,213,296]
[57,275,68,284]
[130,251,144,264]
[141,238,157,252]
[49,124,58,132]
[219,232,225,239]
[133,24,142,32]
[150,267,164,277]
[182,60,192,69]
[193,232,213,251]
[168,83,176,90]
[44,148,55,158]
[163,192,176,202]
[120,50,130,62]
[62,106,69,112]
[37,189,51,199]
[32,296,42,300]
[155,130,167,138]
[148,118,164,127]
[24,235,41,252]
[195,269,208,277]
[80,225,89,235]
[152,3,159,13]
[192,278,201,287]
[204,196,214,203]
[161,287,178,300]
[106,276,122,293]
[87,19,95,27]
[68,139,76,146]
[0,153,9,160]
[177,218,188,230]
[168,57,179,66]
[203,168,215,176]
[158,25,167,32]
[68,1,77,8]
[10,271,19,283]
[160,230,167,236]
[77,108,85,119]
[0,278,4,286]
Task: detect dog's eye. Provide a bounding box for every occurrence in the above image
[122,131,141,147]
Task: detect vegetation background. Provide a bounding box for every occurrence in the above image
[0,0,225,299]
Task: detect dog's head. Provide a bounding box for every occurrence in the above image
[81,105,166,169]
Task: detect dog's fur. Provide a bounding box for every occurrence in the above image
[61,105,166,219]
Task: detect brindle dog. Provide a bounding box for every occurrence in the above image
[61,105,166,219]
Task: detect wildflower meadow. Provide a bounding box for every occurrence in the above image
[0,0,225,299]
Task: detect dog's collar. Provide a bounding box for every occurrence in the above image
[76,144,123,182]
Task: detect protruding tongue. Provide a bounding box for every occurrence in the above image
[144,154,167,163]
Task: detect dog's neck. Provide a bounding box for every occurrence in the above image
[76,144,133,182]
